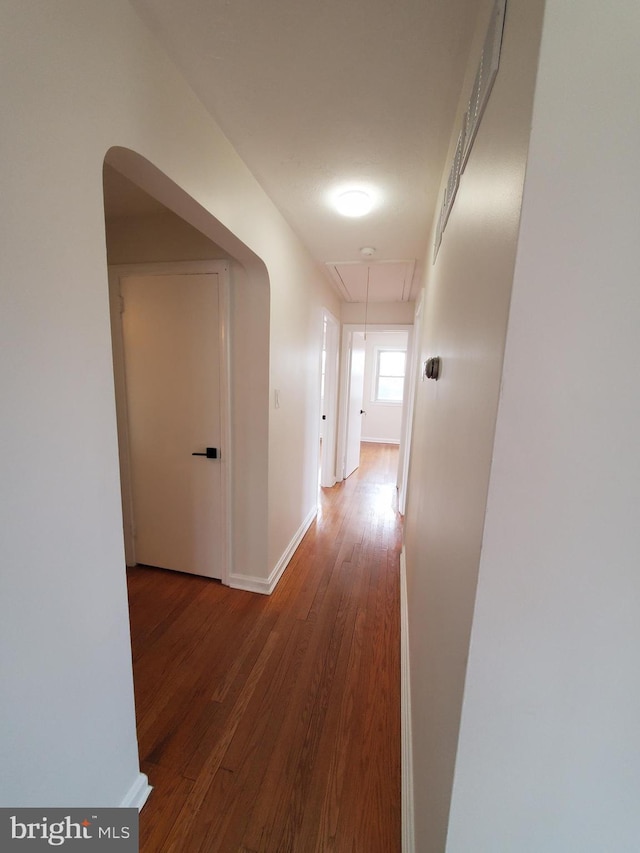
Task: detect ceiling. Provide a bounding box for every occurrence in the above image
[125,0,480,302]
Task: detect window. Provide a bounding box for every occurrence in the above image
[374,348,406,403]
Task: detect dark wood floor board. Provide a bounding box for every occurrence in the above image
[131,583,242,724]
[202,552,370,851]
[160,626,285,852]
[296,572,370,852]
[181,619,322,852]
[209,605,279,705]
[242,564,364,852]
[210,616,316,777]
[273,543,331,623]
[332,542,400,853]
[127,567,197,660]
[129,442,402,852]
[301,540,360,626]
[195,623,288,777]
[135,594,264,761]
[311,606,368,853]
[137,760,195,852]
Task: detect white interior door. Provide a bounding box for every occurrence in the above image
[120,272,223,579]
[344,331,366,478]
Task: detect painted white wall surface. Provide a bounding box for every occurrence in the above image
[0,0,338,808]
[446,1,640,850]
[402,0,546,849]
[341,301,415,325]
[361,331,408,444]
[266,238,339,580]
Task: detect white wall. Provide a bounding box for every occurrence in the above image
[266,237,338,578]
[0,0,338,807]
[361,331,408,444]
[446,1,640,849]
[402,0,546,849]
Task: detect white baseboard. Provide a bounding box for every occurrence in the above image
[120,772,152,811]
[400,547,415,853]
[361,436,401,445]
[228,507,317,595]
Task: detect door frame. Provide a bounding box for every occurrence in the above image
[397,297,421,514]
[319,309,340,488]
[108,260,232,585]
[341,329,366,480]
[337,323,413,482]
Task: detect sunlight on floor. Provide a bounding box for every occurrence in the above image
[369,483,400,519]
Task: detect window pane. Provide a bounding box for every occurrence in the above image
[379,350,406,377]
[377,376,404,402]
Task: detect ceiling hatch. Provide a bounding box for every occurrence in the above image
[326,260,416,303]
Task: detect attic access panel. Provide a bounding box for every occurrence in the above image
[326,260,416,302]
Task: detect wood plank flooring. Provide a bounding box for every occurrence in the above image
[127,442,402,852]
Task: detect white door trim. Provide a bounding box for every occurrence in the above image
[108,260,232,585]
[320,308,340,488]
[397,296,422,515]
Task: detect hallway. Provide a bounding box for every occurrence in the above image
[128,441,402,852]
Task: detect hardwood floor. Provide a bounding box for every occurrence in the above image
[127,442,402,852]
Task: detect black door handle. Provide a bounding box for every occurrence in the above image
[192,447,218,459]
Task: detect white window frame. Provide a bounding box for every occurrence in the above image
[371,346,406,405]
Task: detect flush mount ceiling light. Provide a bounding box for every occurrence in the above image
[334,189,373,217]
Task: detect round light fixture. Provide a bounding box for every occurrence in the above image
[335,189,373,218]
